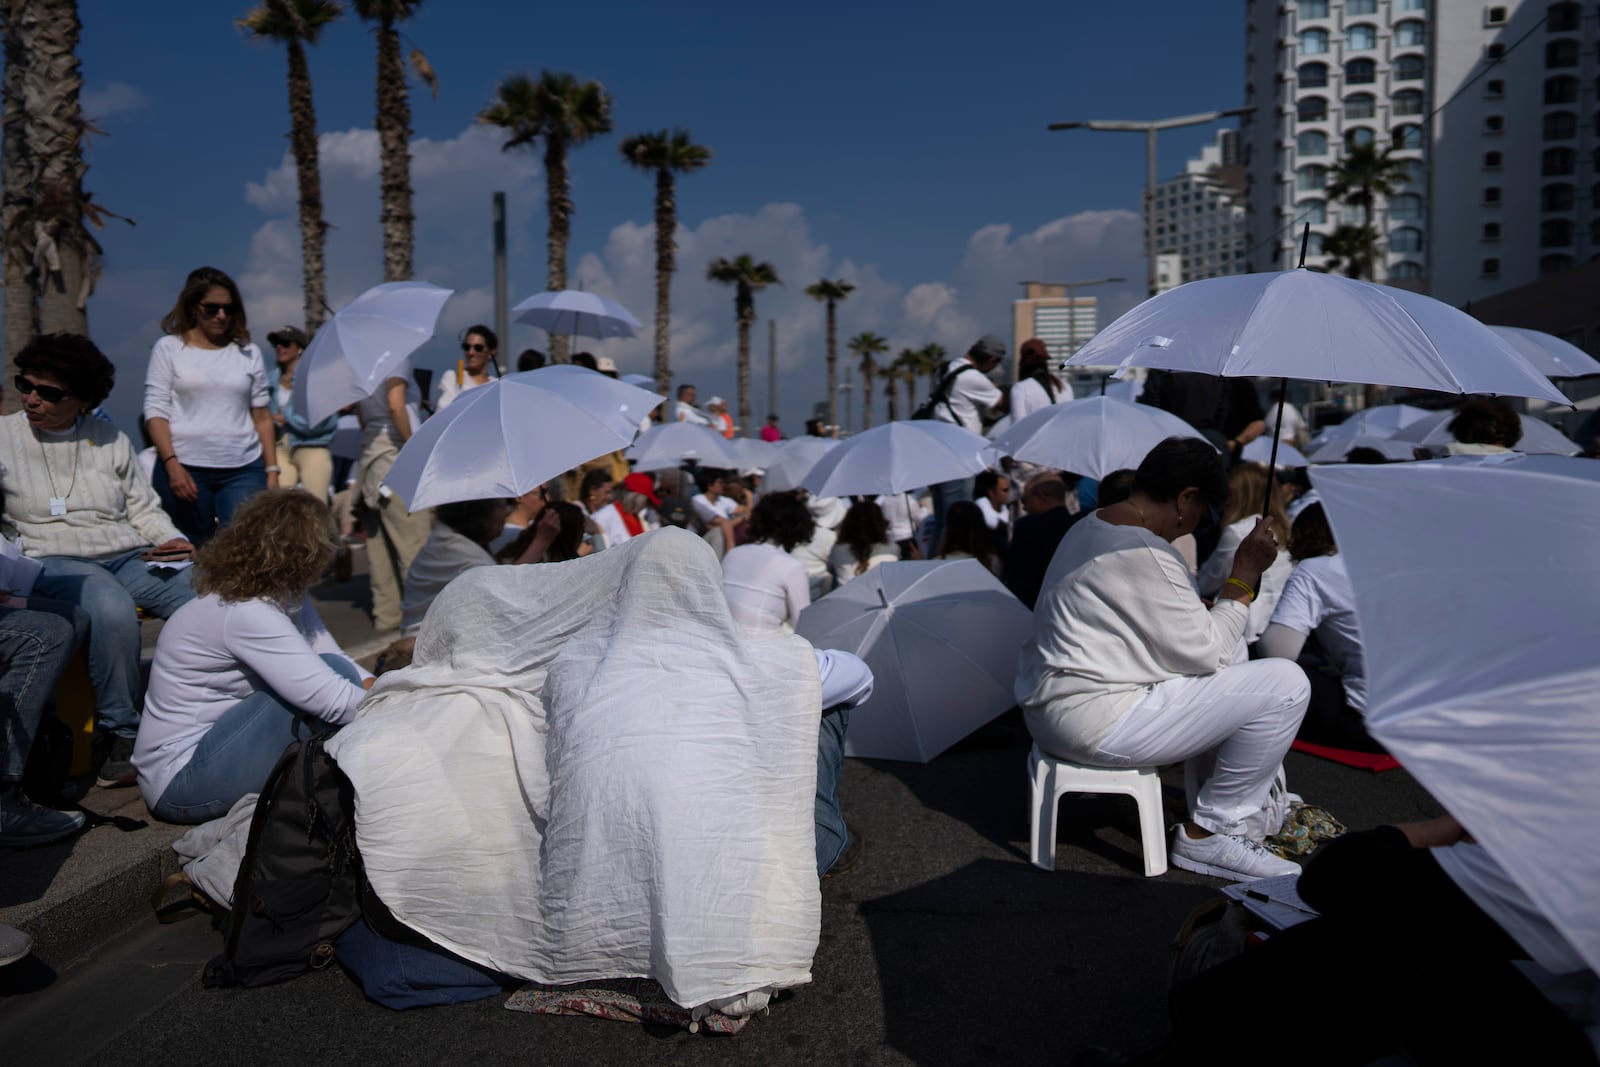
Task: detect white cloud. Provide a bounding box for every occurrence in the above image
[81,81,149,121]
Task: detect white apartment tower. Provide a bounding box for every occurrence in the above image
[1150,128,1249,292]
[1243,0,1598,305]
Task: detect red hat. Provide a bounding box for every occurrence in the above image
[623,472,660,506]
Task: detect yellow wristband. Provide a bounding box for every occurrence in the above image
[1225,577,1256,601]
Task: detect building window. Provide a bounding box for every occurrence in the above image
[1395,20,1426,47]
[1346,24,1377,51]
[1393,89,1425,116]
[1397,0,1425,8]
[1484,186,1503,204]
[1297,164,1327,191]
[1298,199,1327,224]
[1483,222,1502,241]
[1299,28,1329,55]
[1297,130,1329,155]
[1298,62,1329,87]
[1544,147,1577,174]
[1345,92,1377,119]
[1484,150,1503,168]
[1390,194,1423,220]
[1541,219,1574,246]
[1298,96,1328,122]
[1485,6,1509,25]
[1345,58,1377,84]
[1547,39,1580,68]
[1547,2,1581,32]
[1390,227,1423,253]
[1485,79,1505,98]
[1544,111,1577,139]
[1345,127,1376,150]
[1543,182,1577,211]
[1391,261,1423,280]
[1545,76,1579,103]
[1487,44,1506,60]
[1398,159,1425,185]
[1541,254,1574,274]
[1485,115,1505,133]
[1348,0,1376,12]
[1300,0,1329,16]
[1482,258,1501,276]
[1394,124,1424,149]
[1394,55,1425,81]
[1306,233,1326,256]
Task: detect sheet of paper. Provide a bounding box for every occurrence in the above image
[0,536,43,597]
[1222,872,1320,930]
[145,559,194,571]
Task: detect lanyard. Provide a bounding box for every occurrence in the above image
[37,420,83,516]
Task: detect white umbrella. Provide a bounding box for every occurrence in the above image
[989,395,1212,480]
[621,373,656,390]
[1390,410,1580,456]
[1489,325,1600,380]
[625,422,739,472]
[795,560,1033,763]
[512,289,640,341]
[382,366,663,510]
[1240,435,1308,468]
[291,281,453,423]
[1306,435,1417,464]
[1103,378,1144,403]
[1307,403,1433,449]
[760,436,838,493]
[799,421,992,497]
[723,435,781,470]
[1067,269,1570,406]
[1314,455,1600,974]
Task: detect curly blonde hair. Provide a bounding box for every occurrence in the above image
[192,490,338,604]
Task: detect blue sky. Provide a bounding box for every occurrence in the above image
[62,0,1243,432]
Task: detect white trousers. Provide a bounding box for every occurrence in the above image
[1089,658,1310,838]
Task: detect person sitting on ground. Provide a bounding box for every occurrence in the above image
[692,467,749,555]
[1002,472,1081,609]
[651,468,693,530]
[1255,502,1380,753]
[720,491,814,636]
[1196,462,1293,642]
[591,473,658,547]
[401,497,559,636]
[935,500,1001,576]
[875,491,927,560]
[132,491,374,823]
[1017,436,1311,882]
[498,501,587,564]
[1445,396,1523,455]
[487,482,551,557]
[1,333,198,788]
[828,498,898,587]
[0,605,87,846]
[791,494,843,600]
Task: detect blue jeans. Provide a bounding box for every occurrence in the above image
[928,476,974,556]
[0,608,79,780]
[152,458,266,546]
[33,551,196,739]
[153,653,362,824]
[815,705,851,876]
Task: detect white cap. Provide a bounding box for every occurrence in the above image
[706,395,726,407]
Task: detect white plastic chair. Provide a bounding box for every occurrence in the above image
[1028,743,1167,877]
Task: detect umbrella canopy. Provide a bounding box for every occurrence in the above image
[621,373,656,390]
[795,559,1033,763]
[1240,435,1308,468]
[1390,410,1581,456]
[760,436,838,493]
[512,289,640,340]
[291,281,453,423]
[1308,403,1433,449]
[799,421,993,497]
[382,366,663,510]
[1066,269,1571,406]
[625,422,740,472]
[990,395,1212,479]
[1489,325,1600,380]
[1314,455,1600,973]
[1306,435,1418,464]
[722,435,781,470]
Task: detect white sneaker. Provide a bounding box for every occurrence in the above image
[1170,826,1300,882]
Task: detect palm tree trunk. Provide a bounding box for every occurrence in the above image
[736,291,753,439]
[861,365,875,429]
[824,299,837,428]
[374,17,413,282]
[886,374,899,423]
[652,166,674,395]
[287,37,328,331]
[19,0,88,338]
[2,0,37,411]
[544,135,570,363]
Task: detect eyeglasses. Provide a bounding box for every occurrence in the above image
[461,342,488,353]
[14,375,72,403]
[198,301,236,318]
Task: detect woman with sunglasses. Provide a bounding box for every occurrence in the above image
[144,266,275,546]
[434,324,499,412]
[1,333,198,788]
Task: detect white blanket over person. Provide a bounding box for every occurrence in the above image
[324,528,825,1010]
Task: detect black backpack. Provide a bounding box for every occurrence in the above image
[911,363,978,422]
[202,735,364,989]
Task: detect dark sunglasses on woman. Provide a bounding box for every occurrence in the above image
[461,342,488,353]
[14,375,72,403]
[198,301,236,318]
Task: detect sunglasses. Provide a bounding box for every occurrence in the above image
[461,342,488,353]
[14,375,72,403]
[198,301,236,318]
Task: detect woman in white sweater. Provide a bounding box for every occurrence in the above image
[1016,437,1310,882]
[133,490,373,823]
[720,492,814,635]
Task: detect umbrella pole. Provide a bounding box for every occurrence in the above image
[1263,377,1288,518]
[1100,374,1107,397]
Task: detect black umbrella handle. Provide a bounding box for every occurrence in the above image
[1263,377,1288,519]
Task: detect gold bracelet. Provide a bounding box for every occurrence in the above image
[1225,577,1256,601]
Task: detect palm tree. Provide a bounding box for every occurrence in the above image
[1320,224,1382,280]
[919,343,948,392]
[619,129,712,396]
[804,278,854,428]
[1324,143,1410,280]
[846,331,889,430]
[480,70,613,363]
[890,347,921,422]
[354,0,435,282]
[240,0,342,332]
[707,254,780,437]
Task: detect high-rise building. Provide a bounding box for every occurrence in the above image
[1012,283,1098,361]
[1242,0,1597,305]
[1149,128,1249,292]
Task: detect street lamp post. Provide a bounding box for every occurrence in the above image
[1048,109,1252,297]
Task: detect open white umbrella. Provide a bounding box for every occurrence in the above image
[799,421,993,497]
[625,422,739,472]
[291,281,453,423]
[796,559,1033,763]
[760,436,838,493]
[382,366,663,510]
[1390,410,1580,456]
[1306,435,1418,464]
[621,373,657,390]
[989,395,1211,479]
[1489,325,1600,380]
[723,435,781,470]
[512,289,640,341]
[1240,435,1308,468]
[1314,455,1600,973]
[1308,403,1433,450]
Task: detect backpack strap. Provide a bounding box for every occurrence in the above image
[936,364,980,425]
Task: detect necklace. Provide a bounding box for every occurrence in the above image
[1129,501,1148,527]
[37,418,83,517]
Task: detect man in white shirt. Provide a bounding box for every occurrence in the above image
[674,383,711,426]
[928,335,1007,548]
[690,468,747,556]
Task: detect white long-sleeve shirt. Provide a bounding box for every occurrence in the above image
[721,542,810,635]
[143,335,269,468]
[134,593,370,806]
[1016,513,1250,760]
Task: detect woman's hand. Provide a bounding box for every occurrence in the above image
[1229,516,1279,586]
[265,470,280,490]
[144,538,195,562]
[1395,814,1472,849]
[166,460,199,503]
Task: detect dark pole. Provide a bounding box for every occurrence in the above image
[1262,224,1313,516]
[493,192,509,375]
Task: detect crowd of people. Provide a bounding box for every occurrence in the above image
[1,294,1594,1059]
